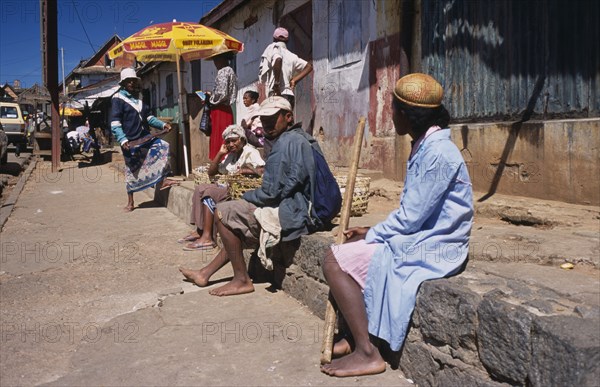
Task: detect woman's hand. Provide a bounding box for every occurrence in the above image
[343,227,370,243]
[163,123,172,132]
[218,143,229,155]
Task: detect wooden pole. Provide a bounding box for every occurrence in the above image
[320,117,366,364]
[41,0,60,172]
[176,52,190,177]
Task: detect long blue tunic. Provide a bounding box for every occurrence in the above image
[363,128,473,351]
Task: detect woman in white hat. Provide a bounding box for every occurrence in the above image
[179,125,264,250]
[110,67,174,212]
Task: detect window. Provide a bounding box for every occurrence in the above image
[1,106,18,118]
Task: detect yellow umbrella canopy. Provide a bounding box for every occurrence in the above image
[108,21,244,62]
[60,105,83,116]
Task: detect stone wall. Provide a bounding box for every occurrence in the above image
[152,176,599,386]
[401,281,599,386]
[278,233,600,387]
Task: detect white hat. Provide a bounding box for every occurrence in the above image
[257,96,292,116]
[119,68,140,85]
[222,125,246,140]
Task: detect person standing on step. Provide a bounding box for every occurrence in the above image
[205,50,238,160]
[258,27,313,109]
[110,67,175,212]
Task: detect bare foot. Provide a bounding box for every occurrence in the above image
[179,267,210,287]
[123,205,134,212]
[209,278,254,296]
[320,344,386,377]
[333,338,352,358]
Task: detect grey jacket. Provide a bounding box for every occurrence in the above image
[243,124,320,241]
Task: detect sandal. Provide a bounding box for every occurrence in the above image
[177,233,200,244]
[183,241,217,251]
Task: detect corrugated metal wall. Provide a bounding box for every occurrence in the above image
[421,0,599,121]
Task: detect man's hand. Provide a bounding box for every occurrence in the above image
[343,227,370,243]
[122,142,130,151]
[290,79,296,89]
[163,123,172,132]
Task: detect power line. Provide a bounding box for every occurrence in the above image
[71,0,96,54]
[58,33,92,45]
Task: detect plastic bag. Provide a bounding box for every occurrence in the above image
[199,105,211,135]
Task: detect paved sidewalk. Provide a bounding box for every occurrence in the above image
[0,160,411,386]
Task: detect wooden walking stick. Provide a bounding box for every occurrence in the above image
[320,117,366,364]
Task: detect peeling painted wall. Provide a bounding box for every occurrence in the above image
[192,0,406,174]
[312,0,403,175]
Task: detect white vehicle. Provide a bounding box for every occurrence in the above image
[0,124,8,164]
[0,101,27,156]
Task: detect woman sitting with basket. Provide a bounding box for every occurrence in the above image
[180,125,265,251]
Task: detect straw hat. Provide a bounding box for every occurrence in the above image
[393,73,444,108]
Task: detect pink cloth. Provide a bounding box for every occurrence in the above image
[331,239,380,289]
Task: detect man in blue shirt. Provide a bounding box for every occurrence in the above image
[321,74,473,377]
[180,97,331,296]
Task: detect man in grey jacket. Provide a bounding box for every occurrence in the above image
[180,97,322,296]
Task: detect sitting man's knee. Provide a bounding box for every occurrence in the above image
[322,247,339,278]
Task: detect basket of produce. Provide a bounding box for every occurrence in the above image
[335,174,371,216]
[192,164,222,185]
[222,174,263,199]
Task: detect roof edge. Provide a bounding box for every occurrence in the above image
[199,0,248,26]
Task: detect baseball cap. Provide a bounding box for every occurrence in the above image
[257,96,292,116]
[273,27,289,40]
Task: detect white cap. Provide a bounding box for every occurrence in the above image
[257,96,292,116]
[119,68,140,85]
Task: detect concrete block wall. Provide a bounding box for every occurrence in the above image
[450,119,599,206]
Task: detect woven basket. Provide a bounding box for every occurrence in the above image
[192,164,222,185]
[222,174,263,199]
[335,174,371,216]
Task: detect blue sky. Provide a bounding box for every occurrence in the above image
[0,0,222,89]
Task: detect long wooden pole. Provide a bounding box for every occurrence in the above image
[320,117,366,364]
[176,52,190,177]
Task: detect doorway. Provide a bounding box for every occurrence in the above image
[280,2,313,133]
